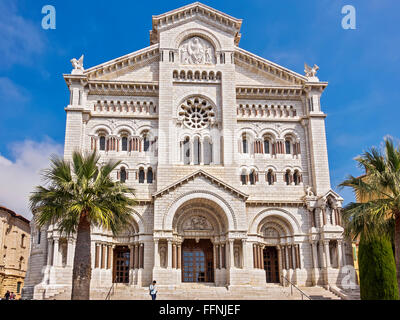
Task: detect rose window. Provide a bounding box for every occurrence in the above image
[178,97,215,129]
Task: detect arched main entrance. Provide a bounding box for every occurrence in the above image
[113,246,130,283]
[263,246,279,283]
[182,239,214,282]
[171,198,229,284]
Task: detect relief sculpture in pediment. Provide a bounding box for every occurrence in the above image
[179,37,215,65]
[182,215,213,230]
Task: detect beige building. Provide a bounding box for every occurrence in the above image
[0,206,30,299]
[23,3,354,300]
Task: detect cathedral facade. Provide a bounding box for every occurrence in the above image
[23,3,351,299]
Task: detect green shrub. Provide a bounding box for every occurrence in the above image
[358,235,399,300]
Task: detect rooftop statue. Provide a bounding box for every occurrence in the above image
[70,54,84,74]
[304,63,319,80]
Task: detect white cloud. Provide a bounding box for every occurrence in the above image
[0,138,63,220]
[0,1,46,69]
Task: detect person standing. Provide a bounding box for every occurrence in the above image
[149,280,157,300]
[10,292,16,300]
[4,290,10,300]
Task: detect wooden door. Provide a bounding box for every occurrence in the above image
[182,239,214,283]
[113,246,130,283]
[264,246,279,283]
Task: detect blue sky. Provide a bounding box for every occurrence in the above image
[0,0,399,218]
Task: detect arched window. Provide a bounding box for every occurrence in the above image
[284,170,291,185]
[249,170,256,185]
[203,137,212,165]
[242,134,248,154]
[267,170,274,185]
[99,136,106,151]
[19,257,24,270]
[285,140,291,154]
[293,170,301,185]
[240,170,247,185]
[120,167,127,183]
[37,229,41,245]
[193,137,201,165]
[121,137,128,151]
[183,137,190,165]
[21,234,25,247]
[138,168,145,184]
[143,133,150,152]
[147,168,153,184]
[263,138,270,154]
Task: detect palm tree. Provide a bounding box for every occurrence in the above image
[339,138,400,295]
[30,151,136,300]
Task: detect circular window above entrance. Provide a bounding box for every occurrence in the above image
[178,97,215,129]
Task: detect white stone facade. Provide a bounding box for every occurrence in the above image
[23,3,353,299]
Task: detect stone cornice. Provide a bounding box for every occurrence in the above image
[152,169,249,200]
[151,2,242,45]
[87,80,159,96]
[246,200,304,207]
[236,85,304,100]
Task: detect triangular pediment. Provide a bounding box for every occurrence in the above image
[234,47,307,86]
[152,170,248,200]
[150,2,242,45]
[83,45,160,81]
[319,189,344,202]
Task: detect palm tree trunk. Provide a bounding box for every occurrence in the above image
[395,213,400,296]
[71,211,92,300]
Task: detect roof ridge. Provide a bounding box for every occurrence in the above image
[153,169,248,199]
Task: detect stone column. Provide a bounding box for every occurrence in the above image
[260,245,265,270]
[91,241,96,269]
[177,243,182,269]
[291,245,297,269]
[67,239,74,267]
[129,245,134,269]
[324,240,331,268]
[285,246,290,270]
[296,245,301,269]
[242,240,247,268]
[190,140,194,165]
[311,242,318,268]
[102,244,106,269]
[139,243,144,269]
[154,239,160,268]
[53,238,59,267]
[172,243,176,269]
[276,245,282,270]
[229,240,234,269]
[134,243,139,269]
[212,242,217,270]
[337,240,343,267]
[281,246,286,270]
[167,240,172,269]
[216,244,220,269]
[221,243,226,269]
[107,245,112,269]
[342,242,347,266]
[47,239,54,266]
[253,244,257,269]
[200,140,204,165]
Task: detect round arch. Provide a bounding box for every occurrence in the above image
[249,208,300,235]
[174,28,222,51]
[162,191,237,231]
